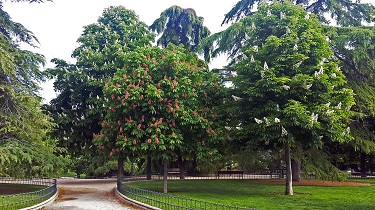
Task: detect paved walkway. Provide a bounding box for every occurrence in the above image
[42,178,134,210]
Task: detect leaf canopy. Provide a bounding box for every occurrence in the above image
[94,45,223,161]
[222,0,375,27]
[47,6,155,175]
[231,1,355,148]
[150,5,211,59]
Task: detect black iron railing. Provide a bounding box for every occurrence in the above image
[119,183,255,210]
[0,177,57,209]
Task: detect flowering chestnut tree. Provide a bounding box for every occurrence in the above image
[47,6,154,177]
[211,2,355,195]
[93,45,223,192]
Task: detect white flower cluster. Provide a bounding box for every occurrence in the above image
[310,113,318,124]
[342,127,350,136]
[281,126,288,136]
[314,66,324,78]
[254,117,280,125]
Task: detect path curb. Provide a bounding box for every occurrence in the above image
[20,191,58,210]
[115,187,161,210]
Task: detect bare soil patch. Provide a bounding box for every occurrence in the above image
[255,179,371,186]
[0,184,43,195]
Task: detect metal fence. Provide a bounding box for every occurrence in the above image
[122,170,286,181]
[119,184,255,210]
[0,177,57,209]
[118,171,282,209]
[117,169,371,210]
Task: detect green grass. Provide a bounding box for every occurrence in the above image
[348,177,375,184]
[127,179,375,210]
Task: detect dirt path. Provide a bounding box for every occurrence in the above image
[42,178,135,210]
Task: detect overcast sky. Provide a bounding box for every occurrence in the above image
[3,0,374,102]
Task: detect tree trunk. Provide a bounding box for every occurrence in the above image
[285,143,293,195]
[117,156,124,189]
[163,159,168,193]
[147,151,152,180]
[291,158,301,181]
[178,152,185,180]
[369,155,374,173]
[361,152,367,178]
[130,157,134,176]
[277,153,284,178]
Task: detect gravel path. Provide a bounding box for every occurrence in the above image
[42,178,134,210]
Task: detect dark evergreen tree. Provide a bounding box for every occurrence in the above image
[222,0,375,26]
[0,1,64,178]
[150,5,211,61]
[325,26,375,176]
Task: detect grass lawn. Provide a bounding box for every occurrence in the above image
[348,178,375,184]
[128,179,375,210]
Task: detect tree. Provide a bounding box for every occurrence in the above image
[325,26,375,176]
[47,6,155,177]
[222,0,375,27]
[151,6,223,177]
[201,0,375,61]
[204,0,375,177]
[226,2,354,195]
[150,5,211,60]
[93,45,223,193]
[0,1,64,178]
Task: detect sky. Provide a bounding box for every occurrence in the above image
[3,0,374,103]
[3,0,238,102]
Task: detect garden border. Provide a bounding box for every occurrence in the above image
[115,187,161,210]
[0,178,58,209]
[20,190,58,210]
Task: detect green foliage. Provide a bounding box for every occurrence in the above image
[93,45,223,161]
[47,6,155,175]
[0,3,39,46]
[92,160,117,176]
[0,33,47,140]
[209,2,356,183]
[326,26,375,83]
[325,26,375,155]
[233,149,281,172]
[231,2,354,145]
[303,148,348,181]
[0,1,63,178]
[0,137,67,178]
[221,0,375,27]
[150,5,210,58]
